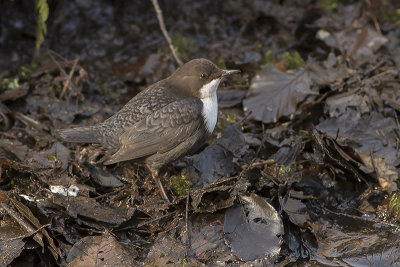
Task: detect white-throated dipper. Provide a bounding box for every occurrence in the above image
[59,58,240,201]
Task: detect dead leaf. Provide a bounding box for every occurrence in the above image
[224,193,283,262]
[67,231,137,267]
[336,27,388,62]
[52,195,134,226]
[243,65,317,123]
[184,123,247,187]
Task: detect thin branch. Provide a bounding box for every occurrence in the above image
[185,189,191,260]
[151,0,183,66]
[7,224,51,241]
[60,57,79,99]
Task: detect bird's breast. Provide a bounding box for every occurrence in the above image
[200,91,218,133]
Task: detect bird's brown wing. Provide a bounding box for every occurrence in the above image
[103,98,205,165]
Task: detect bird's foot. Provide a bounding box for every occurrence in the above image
[151,169,170,202]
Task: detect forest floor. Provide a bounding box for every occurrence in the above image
[1,0,400,266]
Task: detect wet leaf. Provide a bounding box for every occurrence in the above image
[283,197,310,225]
[144,231,187,266]
[87,164,124,188]
[0,225,26,266]
[224,193,283,262]
[271,136,303,166]
[217,89,247,108]
[0,83,29,102]
[325,92,369,118]
[188,213,232,262]
[0,139,30,162]
[52,195,135,226]
[67,231,138,267]
[243,65,317,124]
[317,110,398,165]
[336,27,388,62]
[310,219,400,265]
[25,96,100,124]
[9,197,59,260]
[0,196,60,261]
[342,245,400,267]
[243,60,349,123]
[184,123,247,187]
[30,142,70,170]
[310,127,368,184]
[357,150,398,193]
[317,109,399,191]
[190,176,238,213]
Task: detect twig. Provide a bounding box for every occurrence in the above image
[93,185,129,200]
[369,149,379,177]
[114,210,179,231]
[1,203,38,234]
[151,0,183,66]
[6,224,51,241]
[241,159,275,169]
[47,50,78,95]
[47,50,68,78]
[60,57,79,99]
[0,203,46,248]
[15,112,48,132]
[185,190,191,259]
[49,49,75,64]
[323,206,398,228]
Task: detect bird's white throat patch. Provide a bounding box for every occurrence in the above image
[199,78,220,133]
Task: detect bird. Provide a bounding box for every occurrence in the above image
[59,58,240,201]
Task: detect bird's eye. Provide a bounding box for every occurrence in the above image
[200,73,207,79]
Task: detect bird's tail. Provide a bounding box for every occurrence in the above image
[58,126,100,143]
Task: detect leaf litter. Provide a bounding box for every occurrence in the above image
[1,0,400,266]
[224,193,283,263]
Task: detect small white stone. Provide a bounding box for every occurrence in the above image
[20,194,35,202]
[50,185,79,197]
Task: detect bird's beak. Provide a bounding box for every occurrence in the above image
[221,69,241,77]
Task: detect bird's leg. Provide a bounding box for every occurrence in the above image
[150,169,170,202]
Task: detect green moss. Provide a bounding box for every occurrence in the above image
[18,63,38,79]
[279,165,292,175]
[169,175,192,200]
[216,112,241,131]
[319,0,338,11]
[100,82,123,99]
[0,77,20,93]
[171,32,198,59]
[211,56,227,69]
[260,50,275,67]
[181,257,189,267]
[47,154,58,162]
[377,9,400,28]
[0,62,40,93]
[206,136,218,146]
[283,51,305,70]
[389,192,400,221]
[53,83,62,96]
